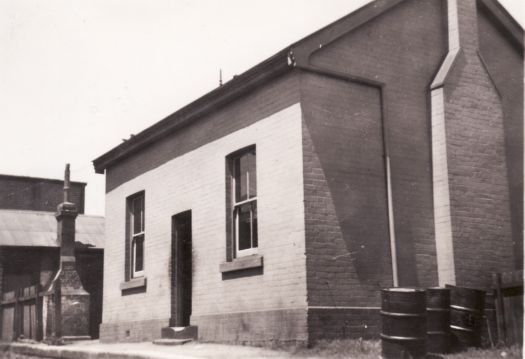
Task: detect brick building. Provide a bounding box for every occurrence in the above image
[0,173,104,340]
[93,0,523,345]
[0,174,86,214]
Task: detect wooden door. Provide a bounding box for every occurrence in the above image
[1,304,15,340]
[170,211,192,327]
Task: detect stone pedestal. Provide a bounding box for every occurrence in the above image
[57,259,90,341]
[46,199,91,342]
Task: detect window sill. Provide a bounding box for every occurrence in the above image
[219,254,263,273]
[120,276,147,292]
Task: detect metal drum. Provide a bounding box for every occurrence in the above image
[381,288,427,359]
[448,285,485,350]
[426,287,451,354]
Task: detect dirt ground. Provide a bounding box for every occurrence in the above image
[3,339,523,359]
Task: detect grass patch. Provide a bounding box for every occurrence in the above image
[446,345,522,359]
[289,339,381,358]
[283,340,522,359]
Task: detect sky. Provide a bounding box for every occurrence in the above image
[1,0,524,216]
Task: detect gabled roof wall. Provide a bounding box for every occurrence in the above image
[92,0,523,174]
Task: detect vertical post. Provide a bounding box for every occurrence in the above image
[35,284,43,341]
[380,90,398,287]
[385,156,398,287]
[63,164,70,204]
[493,273,506,345]
[14,288,21,340]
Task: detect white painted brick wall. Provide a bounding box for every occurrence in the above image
[102,103,307,324]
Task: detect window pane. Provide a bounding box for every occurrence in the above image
[234,150,256,202]
[133,196,143,234]
[234,156,248,202]
[134,235,144,272]
[233,157,241,202]
[247,150,256,198]
[237,203,252,250]
[252,201,258,248]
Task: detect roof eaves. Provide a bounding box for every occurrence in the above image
[93,48,292,173]
[478,0,524,50]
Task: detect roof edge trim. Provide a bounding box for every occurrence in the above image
[93,49,291,173]
[478,0,524,50]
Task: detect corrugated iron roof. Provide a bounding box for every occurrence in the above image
[0,210,104,248]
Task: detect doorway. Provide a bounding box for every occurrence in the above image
[170,210,192,327]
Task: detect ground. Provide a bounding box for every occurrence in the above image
[1,340,522,359]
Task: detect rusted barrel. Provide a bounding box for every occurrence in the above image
[448,285,485,350]
[426,287,451,354]
[381,288,427,359]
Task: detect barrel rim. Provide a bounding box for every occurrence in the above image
[380,310,426,318]
[426,287,451,291]
[380,333,426,341]
[382,287,426,293]
[450,325,476,333]
[450,304,483,313]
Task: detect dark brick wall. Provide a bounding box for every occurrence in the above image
[0,176,85,214]
[105,73,300,192]
[477,5,524,271]
[442,0,520,288]
[307,308,380,342]
[301,73,391,308]
[76,251,104,339]
[192,309,308,346]
[303,0,446,307]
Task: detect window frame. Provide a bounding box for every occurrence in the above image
[127,191,145,279]
[228,146,258,258]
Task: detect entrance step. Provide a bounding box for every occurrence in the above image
[152,338,192,346]
[160,325,198,340]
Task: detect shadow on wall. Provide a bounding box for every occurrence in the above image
[302,74,409,298]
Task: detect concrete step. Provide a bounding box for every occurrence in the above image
[161,325,198,340]
[152,338,192,346]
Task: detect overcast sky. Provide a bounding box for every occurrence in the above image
[1,0,524,216]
